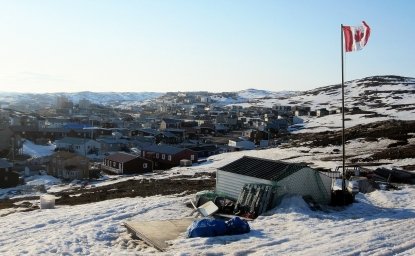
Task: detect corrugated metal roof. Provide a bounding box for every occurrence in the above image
[105,152,139,163]
[218,156,307,181]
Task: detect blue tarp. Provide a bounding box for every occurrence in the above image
[226,216,250,235]
[186,217,250,238]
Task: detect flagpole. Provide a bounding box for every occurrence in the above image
[341,24,346,192]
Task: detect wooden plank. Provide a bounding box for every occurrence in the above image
[124,218,195,251]
[213,213,254,222]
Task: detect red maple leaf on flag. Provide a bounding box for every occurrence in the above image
[354,29,364,42]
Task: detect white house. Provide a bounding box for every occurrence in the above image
[45,117,71,128]
[228,139,255,150]
[216,156,332,204]
[56,137,101,156]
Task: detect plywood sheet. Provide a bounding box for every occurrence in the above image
[124,218,195,251]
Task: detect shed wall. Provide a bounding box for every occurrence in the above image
[216,170,274,200]
[319,172,333,196]
[278,168,330,204]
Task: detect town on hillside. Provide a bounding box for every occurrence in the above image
[0,91,351,187]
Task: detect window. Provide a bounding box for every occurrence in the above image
[191,154,195,161]
[156,153,159,158]
[168,155,172,161]
[162,154,165,160]
[112,161,116,167]
[143,163,148,168]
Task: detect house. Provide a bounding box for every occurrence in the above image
[226,112,239,129]
[294,109,309,116]
[336,107,350,114]
[273,105,292,114]
[131,128,161,138]
[317,108,330,117]
[216,156,332,204]
[199,96,211,103]
[242,129,254,138]
[160,118,182,130]
[308,110,317,117]
[228,138,255,150]
[199,124,215,135]
[182,144,219,158]
[141,145,197,169]
[56,137,101,156]
[163,128,186,143]
[96,137,132,153]
[0,158,19,188]
[44,117,71,128]
[243,129,270,146]
[47,151,90,180]
[266,119,288,131]
[190,103,207,114]
[102,152,153,174]
[214,123,229,134]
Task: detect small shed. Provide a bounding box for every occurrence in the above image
[180,159,192,167]
[216,156,332,204]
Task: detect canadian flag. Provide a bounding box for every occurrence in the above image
[343,21,371,52]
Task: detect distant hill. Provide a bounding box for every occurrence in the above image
[1,76,414,121]
[229,75,415,122]
[0,91,164,108]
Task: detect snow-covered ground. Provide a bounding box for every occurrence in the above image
[2,76,415,254]
[22,140,56,158]
[1,136,415,255]
[0,185,414,255]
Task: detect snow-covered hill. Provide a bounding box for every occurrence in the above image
[2,76,414,117]
[209,88,299,105]
[0,91,163,107]
[235,75,415,118]
[219,76,415,133]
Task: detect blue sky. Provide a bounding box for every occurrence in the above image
[0,0,414,93]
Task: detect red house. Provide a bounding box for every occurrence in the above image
[102,152,153,175]
[141,145,197,169]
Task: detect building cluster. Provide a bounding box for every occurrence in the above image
[0,92,359,187]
